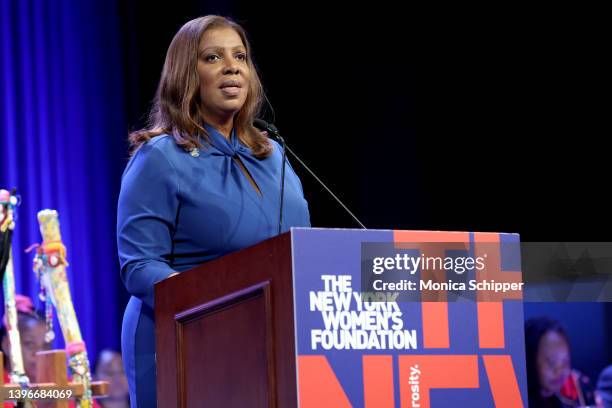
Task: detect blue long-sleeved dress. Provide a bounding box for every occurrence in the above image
[117,124,310,407]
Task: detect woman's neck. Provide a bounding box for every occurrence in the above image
[203,112,235,139]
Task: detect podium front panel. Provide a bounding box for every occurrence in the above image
[291,228,527,408]
[175,282,272,407]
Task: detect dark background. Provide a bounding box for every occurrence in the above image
[119,2,609,240]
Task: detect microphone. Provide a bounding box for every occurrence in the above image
[253,119,366,230]
[253,118,286,235]
[254,119,286,235]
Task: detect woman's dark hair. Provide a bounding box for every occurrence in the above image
[525,317,570,406]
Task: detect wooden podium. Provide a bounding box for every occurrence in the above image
[155,232,296,408]
[155,228,529,407]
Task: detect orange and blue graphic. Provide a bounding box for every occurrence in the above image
[291,228,527,408]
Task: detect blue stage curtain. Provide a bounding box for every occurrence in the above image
[0,0,127,359]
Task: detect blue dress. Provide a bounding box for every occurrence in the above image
[117,124,310,407]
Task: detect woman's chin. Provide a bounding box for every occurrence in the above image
[218,104,244,117]
[225,107,242,114]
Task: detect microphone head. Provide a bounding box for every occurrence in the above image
[253,118,280,135]
[253,118,284,143]
[268,123,279,134]
[253,118,268,131]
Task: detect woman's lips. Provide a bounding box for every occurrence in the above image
[220,86,241,97]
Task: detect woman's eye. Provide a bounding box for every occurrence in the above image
[204,54,219,62]
[235,53,247,62]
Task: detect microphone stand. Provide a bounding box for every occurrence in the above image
[282,143,366,230]
[254,119,366,231]
[277,133,286,235]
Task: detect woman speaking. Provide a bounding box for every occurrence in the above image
[116,15,310,406]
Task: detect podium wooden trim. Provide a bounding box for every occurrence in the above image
[155,232,297,407]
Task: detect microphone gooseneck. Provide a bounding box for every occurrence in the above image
[254,119,286,235]
[253,119,366,230]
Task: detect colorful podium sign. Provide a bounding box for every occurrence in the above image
[292,228,527,408]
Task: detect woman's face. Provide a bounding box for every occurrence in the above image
[537,330,571,397]
[197,27,250,122]
[21,320,50,381]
